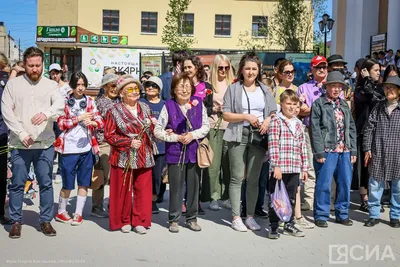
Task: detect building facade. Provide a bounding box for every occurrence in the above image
[331,0,398,69]
[0,22,23,65]
[37,0,313,85]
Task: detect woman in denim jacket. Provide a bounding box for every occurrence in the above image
[310,71,357,228]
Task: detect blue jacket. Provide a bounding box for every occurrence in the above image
[160,71,172,101]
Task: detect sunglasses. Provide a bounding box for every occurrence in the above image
[126,87,140,94]
[146,82,160,90]
[283,70,296,76]
[218,66,230,71]
[313,65,327,70]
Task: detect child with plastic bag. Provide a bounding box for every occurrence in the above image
[267,90,308,239]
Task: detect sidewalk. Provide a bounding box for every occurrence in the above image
[0,165,399,267]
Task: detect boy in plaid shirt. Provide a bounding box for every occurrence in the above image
[267,90,308,239]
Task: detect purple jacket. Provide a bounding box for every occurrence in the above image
[165,96,203,164]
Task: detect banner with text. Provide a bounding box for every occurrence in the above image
[82,47,140,87]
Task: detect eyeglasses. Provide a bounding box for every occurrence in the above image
[125,87,140,94]
[313,65,327,70]
[282,70,296,76]
[176,84,192,91]
[146,83,160,90]
[218,66,230,71]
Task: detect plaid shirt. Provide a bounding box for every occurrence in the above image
[363,100,400,181]
[95,95,120,142]
[54,95,104,154]
[268,114,308,174]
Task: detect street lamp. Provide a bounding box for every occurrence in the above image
[318,13,335,58]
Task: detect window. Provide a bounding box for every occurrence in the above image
[102,10,120,32]
[181,13,194,35]
[252,16,268,37]
[141,12,158,34]
[215,15,231,36]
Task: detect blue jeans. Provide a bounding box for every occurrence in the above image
[369,177,400,219]
[313,152,352,221]
[9,147,55,223]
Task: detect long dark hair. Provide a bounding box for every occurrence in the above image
[383,64,399,82]
[69,71,88,89]
[236,52,262,82]
[182,55,206,82]
[356,59,380,88]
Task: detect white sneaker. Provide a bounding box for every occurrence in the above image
[294,216,315,229]
[231,218,247,232]
[133,225,147,235]
[220,199,232,210]
[54,174,62,184]
[121,225,131,233]
[245,217,261,231]
[209,200,220,211]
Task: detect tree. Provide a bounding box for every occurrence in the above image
[268,0,314,52]
[312,0,327,42]
[161,0,196,52]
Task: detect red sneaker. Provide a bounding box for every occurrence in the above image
[55,212,72,223]
[71,213,83,226]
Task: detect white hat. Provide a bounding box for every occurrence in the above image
[49,63,62,72]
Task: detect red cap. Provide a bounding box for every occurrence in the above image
[311,55,327,67]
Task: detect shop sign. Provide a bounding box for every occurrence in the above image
[36,26,77,43]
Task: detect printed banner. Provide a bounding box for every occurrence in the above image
[82,47,140,86]
[141,56,163,76]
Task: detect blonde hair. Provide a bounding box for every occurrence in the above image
[0,52,8,70]
[210,54,234,93]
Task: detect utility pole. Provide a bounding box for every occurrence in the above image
[8,31,10,59]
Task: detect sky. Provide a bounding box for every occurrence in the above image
[0,0,332,51]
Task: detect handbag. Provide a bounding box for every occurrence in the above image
[90,169,104,190]
[243,86,268,150]
[196,137,214,168]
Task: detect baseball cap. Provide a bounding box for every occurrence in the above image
[49,63,62,72]
[311,55,327,67]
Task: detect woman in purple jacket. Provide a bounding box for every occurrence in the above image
[154,73,210,233]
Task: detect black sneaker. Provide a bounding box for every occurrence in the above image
[268,228,279,239]
[91,206,109,218]
[364,218,379,227]
[152,201,159,214]
[283,223,305,237]
[335,218,353,226]
[255,209,269,219]
[315,220,328,228]
[389,219,400,228]
[0,215,11,225]
[198,203,205,215]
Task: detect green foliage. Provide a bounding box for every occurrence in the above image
[269,0,314,52]
[161,0,196,52]
[312,0,328,41]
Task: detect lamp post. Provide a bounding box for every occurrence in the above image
[318,14,335,58]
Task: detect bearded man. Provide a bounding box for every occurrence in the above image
[1,47,64,239]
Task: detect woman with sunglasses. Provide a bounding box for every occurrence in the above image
[54,72,104,226]
[140,76,165,214]
[92,73,120,218]
[183,55,213,214]
[104,76,157,234]
[206,54,235,211]
[275,60,298,104]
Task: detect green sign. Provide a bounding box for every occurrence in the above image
[91,35,99,43]
[101,36,109,44]
[36,26,77,43]
[80,34,88,43]
[111,36,119,44]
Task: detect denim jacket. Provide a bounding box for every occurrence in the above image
[310,96,357,159]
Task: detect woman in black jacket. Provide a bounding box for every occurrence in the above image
[353,59,384,212]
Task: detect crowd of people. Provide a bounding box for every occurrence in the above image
[0,45,400,240]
